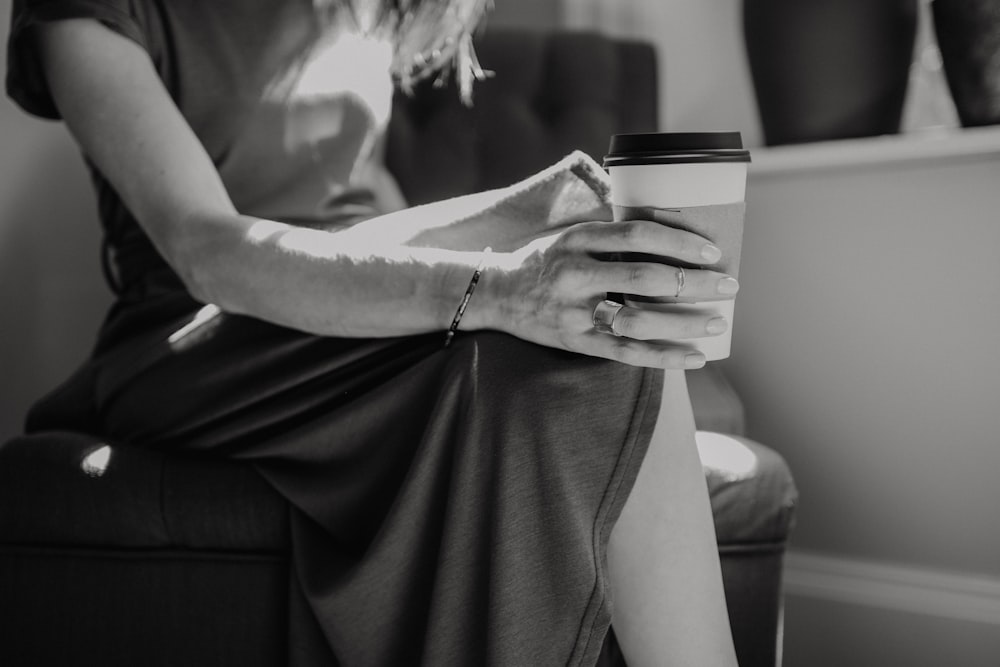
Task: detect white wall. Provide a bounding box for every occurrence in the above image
[562,0,763,145]
[727,130,1000,666]
[732,131,1000,574]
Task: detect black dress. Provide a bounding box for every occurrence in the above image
[6,1,663,664]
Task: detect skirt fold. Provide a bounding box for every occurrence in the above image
[29,300,663,667]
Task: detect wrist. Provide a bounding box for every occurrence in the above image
[459,251,516,333]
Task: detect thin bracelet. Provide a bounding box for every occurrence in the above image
[444,247,492,348]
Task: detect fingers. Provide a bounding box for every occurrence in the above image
[574,330,707,370]
[563,219,722,266]
[563,301,726,370]
[510,218,740,370]
[609,304,729,341]
[594,260,739,300]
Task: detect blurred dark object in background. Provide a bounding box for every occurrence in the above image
[933,0,1000,127]
[744,0,918,145]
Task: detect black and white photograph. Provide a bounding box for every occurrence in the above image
[2,0,998,665]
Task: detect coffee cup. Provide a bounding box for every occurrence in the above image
[603,132,751,361]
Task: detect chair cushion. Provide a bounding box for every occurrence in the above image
[0,432,288,551]
[1,430,795,552]
[697,431,798,547]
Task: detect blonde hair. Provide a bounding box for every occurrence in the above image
[338,0,494,104]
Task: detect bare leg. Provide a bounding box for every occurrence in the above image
[608,370,738,667]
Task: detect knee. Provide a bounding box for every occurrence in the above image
[441,331,656,435]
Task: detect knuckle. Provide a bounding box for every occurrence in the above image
[665,229,704,263]
[666,313,705,340]
[681,234,702,260]
[613,339,650,366]
[614,309,637,338]
[556,307,578,334]
[555,327,575,351]
[682,316,706,339]
[562,223,591,247]
[662,351,685,369]
[555,262,585,290]
[619,221,643,245]
[627,265,649,289]
[694,321,712,339]
[611,338,633,363]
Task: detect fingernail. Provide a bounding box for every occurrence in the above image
[717,277,740,295]
[684,353,706,369]
[701,244,722,263]
[706,317,728,335]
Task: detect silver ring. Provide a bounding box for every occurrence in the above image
[675,266,686,298]
[593,299,626,337]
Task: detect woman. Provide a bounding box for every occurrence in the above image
[6,0,739,664]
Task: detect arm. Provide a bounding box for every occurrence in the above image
[38,19,736,366]
[38,18,492,338]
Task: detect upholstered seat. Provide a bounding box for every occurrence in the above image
[0,426,795,666]
[0,429,795,558]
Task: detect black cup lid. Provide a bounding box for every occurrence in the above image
[604,132,751,167]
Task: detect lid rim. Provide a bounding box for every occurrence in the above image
[604,149,751,158]
[608,131,746,155]
[604,153,752,166]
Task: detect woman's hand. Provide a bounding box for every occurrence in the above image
[474,213,740,370]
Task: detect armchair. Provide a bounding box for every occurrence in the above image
[0,29,796,667]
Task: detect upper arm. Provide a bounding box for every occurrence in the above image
[34,18,238,291]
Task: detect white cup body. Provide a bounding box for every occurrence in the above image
[607,162,748,361]
[609,163,747,208]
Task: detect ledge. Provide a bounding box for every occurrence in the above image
[749,125,1000,177]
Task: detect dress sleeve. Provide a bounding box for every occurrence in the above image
[5,0,148,119]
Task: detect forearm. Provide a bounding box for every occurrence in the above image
[186,212,510,338]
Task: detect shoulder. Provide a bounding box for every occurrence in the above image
[6,0,153,119]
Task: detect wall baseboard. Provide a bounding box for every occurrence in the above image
[784,551,1000,626]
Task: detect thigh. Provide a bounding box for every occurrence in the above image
[92,297,442,451]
